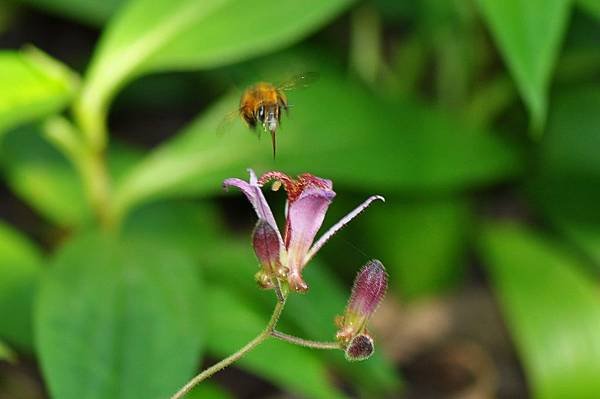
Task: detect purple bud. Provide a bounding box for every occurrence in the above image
[336,260,387,345]
[348,260,387,318]
[344,334,374,362]
[252,219,282,274]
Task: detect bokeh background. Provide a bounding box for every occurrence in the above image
[0,0,599,398]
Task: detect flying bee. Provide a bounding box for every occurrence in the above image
[219,72,318,158]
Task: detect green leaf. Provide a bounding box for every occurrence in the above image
[364,198,471,299]
[0,126,90,227]
[577,0,600,19]
[0,221,42,350]
[475,0,571,133]
[206,286,345,399]
[185,383,233,399]
[0,339,15,362]
[529,86,600,267]
[479,223,600,399]
[35,233,204,399]
[75,0,354,146]
[15,0,123,26]
[112,62,520,219]
[0,48,78,137]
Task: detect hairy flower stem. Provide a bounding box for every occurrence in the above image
[170,299,286,399]
[271,330,341,350]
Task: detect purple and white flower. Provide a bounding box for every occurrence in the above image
[223,169,384,292]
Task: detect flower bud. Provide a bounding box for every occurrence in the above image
[344,334,374,362]
[252,219,285,288]
[336,260,387,345]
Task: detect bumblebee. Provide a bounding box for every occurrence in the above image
[222,72,318,158]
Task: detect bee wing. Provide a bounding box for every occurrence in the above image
[216,108,240,137]
[276,71,319,92]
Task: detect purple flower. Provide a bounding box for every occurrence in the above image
[336,260,387,353]
[223,169,384,292]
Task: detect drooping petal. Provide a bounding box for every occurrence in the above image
[305,195,385,265]
[223,169,283,244]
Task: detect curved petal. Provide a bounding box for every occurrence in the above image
[223,169,282,243]
[286,187,336,291]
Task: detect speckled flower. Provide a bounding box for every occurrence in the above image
[223,169,384,292]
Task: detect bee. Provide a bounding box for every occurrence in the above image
[220,72,318,158]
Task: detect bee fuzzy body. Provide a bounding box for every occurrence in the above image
[239,82,288,133]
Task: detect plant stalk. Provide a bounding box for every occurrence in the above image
[170,299,286,399]
[271,330,340,350]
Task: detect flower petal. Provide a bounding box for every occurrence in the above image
[286,186,336,291]
[223,169,283,243]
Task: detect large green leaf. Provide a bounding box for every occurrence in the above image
[111,62,520,220]
[15,0,123,26]
[475,0,571,133]
[205,286,345,399]
[577,0,600,19]
[0,126,89,227]
[35,233,204,399]
[0,221,42,350]
[529,86,600,267]
[186,383,233,399]
[75,0,354,146]
[1,126,145,228]
[363,197,471,299]
[480,223,600,399]
[0,48,77,137]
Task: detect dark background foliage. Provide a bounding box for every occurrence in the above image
[0,0,599,398]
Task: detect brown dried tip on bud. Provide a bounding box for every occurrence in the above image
[345,334,374,362]
[336,260,388,345]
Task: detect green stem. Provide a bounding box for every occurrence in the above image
[271,330,340,350]
[43,117,114,229]
[170,299,286,399]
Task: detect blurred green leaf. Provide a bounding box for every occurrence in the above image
[480,223,600,399]
[364,198,471,299]
[0,221,42,350]
[112,64,520,220]
[206,286,345,399]
[530,86,600,267]
[0,48,78,137]
[0,339,15,362]
[185,383,233,399]
[0,125,146,228]
[15,0,123,26]
[0,126,89,227]
[475,0,570,133]
[76,0,354,144]
[35,233,204,399]
[577,0,600,19]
